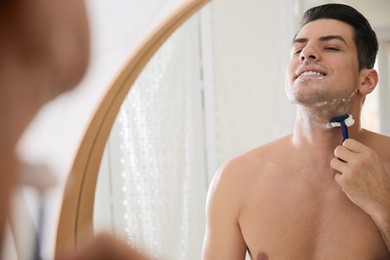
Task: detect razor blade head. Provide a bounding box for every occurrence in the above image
[330,114,355,128]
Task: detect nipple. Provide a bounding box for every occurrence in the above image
[330,114,354,142]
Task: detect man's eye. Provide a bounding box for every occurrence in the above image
[325,47,339,51]
[293,49,302,55]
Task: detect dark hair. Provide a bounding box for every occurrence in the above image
[301,4,378,70]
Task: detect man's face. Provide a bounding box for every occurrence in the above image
[285,18,361,116]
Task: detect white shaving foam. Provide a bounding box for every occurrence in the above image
[330,114,355,128]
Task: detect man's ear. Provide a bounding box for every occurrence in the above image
[358,68,378,95]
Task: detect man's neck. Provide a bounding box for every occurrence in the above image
[291,110,362,153]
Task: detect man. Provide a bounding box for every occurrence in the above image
[202,4,390,259]
[0,0,149,259]
[0,0,89,251]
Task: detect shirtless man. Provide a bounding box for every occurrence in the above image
[202,4,390,259]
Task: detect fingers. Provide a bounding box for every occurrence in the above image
[334,138,366,160]
[330,157,346,173]
[331,139,364,178]
[333,145,351,163]
[92,233,150,260]
[331,140,356,172]
[58,233,151,260]
[342,138,369,153]
[332,139,374,168]
[331,139,381,185]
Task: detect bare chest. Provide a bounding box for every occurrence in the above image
[238,175,390,259]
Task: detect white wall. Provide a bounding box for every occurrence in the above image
[211,0,297,169]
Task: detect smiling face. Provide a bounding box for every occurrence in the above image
[285,19,361,117]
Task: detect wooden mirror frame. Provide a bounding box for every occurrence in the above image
[55,0,210,256]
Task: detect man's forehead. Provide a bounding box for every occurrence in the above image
[294,18,354,41]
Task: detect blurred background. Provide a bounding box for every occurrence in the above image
[15,0,390,259]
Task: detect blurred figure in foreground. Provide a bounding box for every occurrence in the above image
[0,0,149,259]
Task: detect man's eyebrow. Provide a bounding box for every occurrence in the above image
[319,35,347,44]
[292,35,347,45]
[292,37,307,44]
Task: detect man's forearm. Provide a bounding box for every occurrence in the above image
[373,209,390,251]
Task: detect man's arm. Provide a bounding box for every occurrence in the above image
[331,138,390,250]
[202,162,248,260]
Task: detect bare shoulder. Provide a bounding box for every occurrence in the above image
[202,136,294,260]
[361,129,390,157]
[209,134,293,199]
[360,129,390,173]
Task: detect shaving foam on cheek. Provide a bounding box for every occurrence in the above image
[329,114,354,142]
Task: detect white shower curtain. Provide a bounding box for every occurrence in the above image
[114,15,206,260]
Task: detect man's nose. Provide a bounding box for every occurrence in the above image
[299,46,319,63]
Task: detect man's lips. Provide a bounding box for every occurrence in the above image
[294,66,327,80]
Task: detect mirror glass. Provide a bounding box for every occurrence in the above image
[94,10,209,260]
[93,0,390,259]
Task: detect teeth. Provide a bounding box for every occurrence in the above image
[300,71,324,76]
